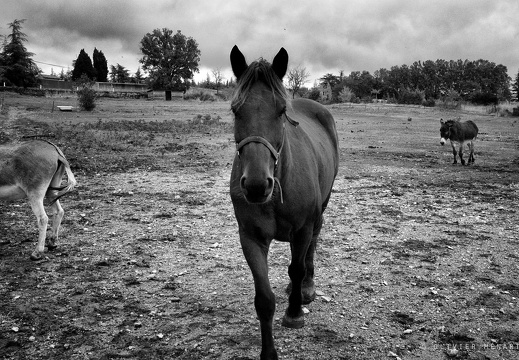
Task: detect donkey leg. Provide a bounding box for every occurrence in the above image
[282,225,313,329]
[450,143,458,164]
[240,232,278,360]
[459,143,466,165]
[468,141,475,164]
[46,200,64,250]
[28,196,48,261]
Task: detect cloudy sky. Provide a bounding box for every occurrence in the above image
[2,0,518,86]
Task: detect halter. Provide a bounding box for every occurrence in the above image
[235,113,298,203]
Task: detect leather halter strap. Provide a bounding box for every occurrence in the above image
[236,131,282,166]
[235,114,297,203]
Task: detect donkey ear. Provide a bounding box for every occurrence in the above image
[230,45,248,80]
[272,47,288,80]
[440,118,444,124]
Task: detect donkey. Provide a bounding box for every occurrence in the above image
[0,140,77,260]
[440,118,479,165]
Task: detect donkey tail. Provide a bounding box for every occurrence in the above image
[45,142,77,204]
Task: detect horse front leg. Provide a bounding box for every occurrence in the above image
[282,225,313,329]
[239,231,278,360]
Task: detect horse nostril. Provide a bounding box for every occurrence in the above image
[240,176,248,195]
[266,177,274,192]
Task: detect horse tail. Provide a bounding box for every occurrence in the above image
[43,141,77,205]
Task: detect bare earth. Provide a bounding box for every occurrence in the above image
[1,93,518,360]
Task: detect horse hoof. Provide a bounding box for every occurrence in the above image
[30,252,43,261]
[47,244,57,251]
[282,314,305,329]
[302,290,316,305]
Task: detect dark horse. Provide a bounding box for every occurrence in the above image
[440,118,479,165]
[229,46,339,360]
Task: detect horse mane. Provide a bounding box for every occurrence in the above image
[231,59,289,112]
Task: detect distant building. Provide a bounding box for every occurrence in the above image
[318,81,332,102]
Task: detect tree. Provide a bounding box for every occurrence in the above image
[109,63,130,83]
[133,67,144,84]
[286,65,310,98]
[212,68,224,94]
[93,48,108,82]
[139,29,201,90]
[72,49,95,81]
[513,69,519,102]
[0,19,39,87]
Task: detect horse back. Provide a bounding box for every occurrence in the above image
[453,120,478,141]
[290,98,339,164]
[287,98,339,196]
[0,141,60,195]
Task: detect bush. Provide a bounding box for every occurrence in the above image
[397,89,424,105]
[77,86,97,110]
[338,87,355,103]
[183,89,217,101]
[422,98,436,107]
[470,91,498,105]
[75,75,97,111]
[307,88,321,101]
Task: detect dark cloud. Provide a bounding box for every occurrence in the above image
[2,0,518,84]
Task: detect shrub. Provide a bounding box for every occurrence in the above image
[470,91,498,105]
[307,88,321,101]
[338,87,355,103]
[422,98,436,107]
[183,89,217,101]
[75,75,97,111]
[397,89,424,105]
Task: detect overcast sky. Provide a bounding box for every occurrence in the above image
[2,0,518,86]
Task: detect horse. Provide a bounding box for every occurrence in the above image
[0,140,77,260]
[440,118,479,165]
[229,45,339,360]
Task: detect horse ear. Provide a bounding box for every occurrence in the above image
[272,47,288,80]
[230,45,248,80]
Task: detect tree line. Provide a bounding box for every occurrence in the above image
[311,59,512,105]
[1,19,518,104]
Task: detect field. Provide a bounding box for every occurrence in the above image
[1,92,518,360]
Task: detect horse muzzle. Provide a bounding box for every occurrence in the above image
[240,175,275,204]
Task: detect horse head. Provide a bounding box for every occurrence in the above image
[230,46,289,204]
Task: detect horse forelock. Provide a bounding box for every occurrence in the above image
[231,59,288,112]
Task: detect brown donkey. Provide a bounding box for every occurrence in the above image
[1,140,77,260]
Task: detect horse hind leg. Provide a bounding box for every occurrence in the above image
[27,194,48,261]
[282,224,315,329]
[285,212,326,304]
[46,165,66,250]
[468,141,475,164]
[46,200,64,250]
[458,143,466,165]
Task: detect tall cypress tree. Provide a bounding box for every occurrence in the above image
[72,49,95,81]
[93,48,108,82]
[0,19,39,87]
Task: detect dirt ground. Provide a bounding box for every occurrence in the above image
[1,92,518,360]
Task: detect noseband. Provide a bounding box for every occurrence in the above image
[236,114,298,203]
